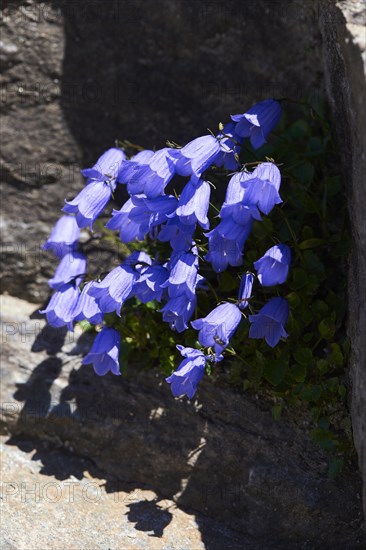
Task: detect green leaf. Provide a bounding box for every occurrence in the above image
[289,119,310,139]
[312,300,329,319]
[291,268,308,289]
[299,238,326,250]
[299,384,321,402]
[263,360,288,386]
[293,348,313,366]
[316,359,328,375]
[218,271,239,292]
[329,343,344,367]
[286,292,301,308]
[303,250,325,273]
[292,161,314,185]
[318,317,336,340]
[291,362,307,382]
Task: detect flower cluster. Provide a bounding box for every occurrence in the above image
[41,98,290,397]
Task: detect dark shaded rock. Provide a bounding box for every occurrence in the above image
[318,0,366,520]
[1,295,364,548]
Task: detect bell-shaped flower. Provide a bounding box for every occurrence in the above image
[241,162,282,215]
[105,197,142,242]
[254,244,291,286]
[214,216,254,243]
[107,194,178,243]
[125,250,152,270]
[174,135,221,177]
[82,327,121,376]
[175,176,211,230]
[82,147,126,182]
[161,250,199,299]
[117,150,154,186]
[133,264,169,304]
[127,148,177,197]
[157,216,196,252]
[231,99,282,149]
[238,273,254,309]
[88,263,138,316]
[166,345,206,398]
[42,215,80,258]
[40,281,80,331]
[204,171,261,267]
[204,229,243,273]
[214,122,243,171]
[63,179,115,229]
[160,294,197,333]
[191,302,242,354]
[249,297,289,347]
[73,281,104,325]
[48,250,87,290]
[221,171,248,206]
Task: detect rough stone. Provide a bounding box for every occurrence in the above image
[318,0,366,520]
[1,294,365,548]
[1,434,247,550]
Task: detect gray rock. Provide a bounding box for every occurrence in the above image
[1,434,248,550]
[1,294,364,548]
[318,0,366,521]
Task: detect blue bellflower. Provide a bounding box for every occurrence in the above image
[88,263,137,315]
[42,215,80,258]
[215,122,243,171]
[249,297,289,347]
[238,273,254,309]
[241,162,282,215]
[63,148,126,229]
[166,345,206,399]
[107,194,178,243]
[48,250,87,290]
[63,179,115,229]
[204,171,261,272]
[204,228,243,273]
[82,147,126,182]
[161,250,199,299]
[127,148,177,197]
[40,281,80,331]
[133,264,169,304]
[175,176,211,230]
[174,135,221,177]
[105,197,143,242]
[254,244,291,286]
[82,327,121,376]
[191,302,242,354]
[158,216,196,252]
[161,294,197,333]
[73,281,104,325]
[231,99,282,149]
[117,150,154,186]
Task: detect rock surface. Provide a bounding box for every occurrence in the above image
[318,0,366,520]
[1,434,250,550]
[1,294,365,548]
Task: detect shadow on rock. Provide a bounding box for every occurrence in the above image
[126,499,173,538]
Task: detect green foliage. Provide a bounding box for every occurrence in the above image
[222,97,352,472]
